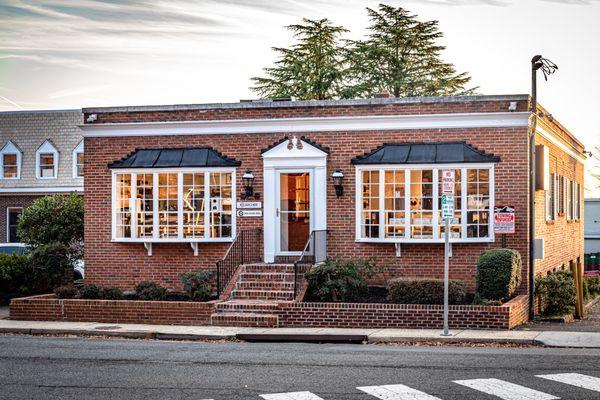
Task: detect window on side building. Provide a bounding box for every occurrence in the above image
[36,140,59,179]
[566,179,573,220]
[546,172,555,221]
[0,141,22,180]
[72,141,84,178]
[353,142,498,243]
[109,148,239,243]
[7,208,23,243]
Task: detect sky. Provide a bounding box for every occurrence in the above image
[0,1,599,154]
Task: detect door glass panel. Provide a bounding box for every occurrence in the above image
[279,172,310,252]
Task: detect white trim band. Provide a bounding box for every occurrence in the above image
[81,112,530,137]
[537,125,586,164]
[0,186,83,194]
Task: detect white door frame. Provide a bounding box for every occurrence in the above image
[275,168,314,256]
[262,137,328,263]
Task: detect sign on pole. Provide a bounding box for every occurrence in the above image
[441,194,454,220]
[441,170,455,195]
[494,205,515,234]
[441,171,455,337]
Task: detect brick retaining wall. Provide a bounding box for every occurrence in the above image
[9,294,216,326]
[10,294,529,330]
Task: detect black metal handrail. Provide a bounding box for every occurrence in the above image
[216,228,262,295]
[293,229,327,299]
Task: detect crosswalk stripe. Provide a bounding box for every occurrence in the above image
[357,384,442,399]
[259,392,324,400]
[453,378,559,400]
[537,373,600,393]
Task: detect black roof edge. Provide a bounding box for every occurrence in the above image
[108,146,241,168]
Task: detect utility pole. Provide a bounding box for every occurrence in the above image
[529,55,558,320]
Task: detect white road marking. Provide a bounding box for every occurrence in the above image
[357,383,442,399]
[537,373,600,393]
[453,378,559,400]
[259,392,324,400]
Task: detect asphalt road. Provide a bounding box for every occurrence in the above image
[1,336,600,400]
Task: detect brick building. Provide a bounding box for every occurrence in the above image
[80,95,585,301]
[0,110,83,244]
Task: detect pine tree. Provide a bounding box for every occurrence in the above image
[341,4,476,98]
[251,18,347,100]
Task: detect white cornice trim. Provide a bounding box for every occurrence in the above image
[0,186,83,194]
[536,125,586,164]
[80,112,530,138]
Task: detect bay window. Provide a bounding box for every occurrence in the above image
[356,164,494,243]
[112,169,235,242]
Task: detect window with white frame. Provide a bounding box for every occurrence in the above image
[557,175,565,215]
[566,179,573,220]
[357,164,494,242]
[7,207,23,243]
[575,182,581,220]
[113,169,235,242]
[36,140,58,179]
[72,141,84,178]
[0,141,21,179]
[546,172,556,221]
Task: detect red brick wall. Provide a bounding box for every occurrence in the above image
[0,194,42,243]
[10,294,215,326]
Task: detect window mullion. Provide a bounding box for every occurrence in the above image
[204,171,210,239]
[489,166,495,239]
[153,172,159,240]
[432,168,439,240]
[461,168,467,240]
[404,169,410,239]
[131,173,138,239]
[177,172,183,239]
[379,169,385,239]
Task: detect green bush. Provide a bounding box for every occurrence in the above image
[54,285,79,299]
[587,276,600,299]
[79,284,103,299]
[100,286,124,300]
[17,193,84,252]
[387,278,467,305]
[476,249,522,301]
[305,260,375,302]
[135,281,168,301]
[180,270,215,301]
[0,253,33,302]
[535,270,576,316]
[29,243,72,293]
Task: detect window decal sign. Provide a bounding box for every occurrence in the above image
[494,205,515,234]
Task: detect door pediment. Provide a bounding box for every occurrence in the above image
[262,136,329,161]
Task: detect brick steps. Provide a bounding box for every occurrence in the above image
[236,281,294,291]
[216,300,285,313]
[240,272,294,282]
[242,264,294,273]
[210,312,278,328]
[231,289,294,301]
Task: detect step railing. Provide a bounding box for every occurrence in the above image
[216,228,263,295]
[293,230,327,299]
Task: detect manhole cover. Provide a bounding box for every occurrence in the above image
[94,325,121,330]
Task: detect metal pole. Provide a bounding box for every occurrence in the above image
[529,58,538,321]
[443,218,450,336]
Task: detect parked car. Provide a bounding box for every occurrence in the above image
[0,243,84,279]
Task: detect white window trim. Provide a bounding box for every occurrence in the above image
[354,163,495,244]
[72,140,84,179]
[35,140,59,180]
[111,167,237,244]
[0,141,22,180]
[6,207,23,243]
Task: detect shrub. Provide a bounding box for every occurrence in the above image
[180,270,215,301]
[135,281,168,301]
[535,270,576,316]
[0,253,33,302]
[387,278,467,305]
[79,284,103,299]
[304,260,373,302]
[587,276,600,299]
[54,285,79,299]
[29,243,72,293]
[476,249,522,301]
[100,286,124,300]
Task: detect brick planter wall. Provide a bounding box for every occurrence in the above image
[277,295,529,330]
[10,294,216,326]
[10,294,529,330]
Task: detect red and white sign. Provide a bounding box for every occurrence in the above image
[494,205,515,234]
[441,170,455,195]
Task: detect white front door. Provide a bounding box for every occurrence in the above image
[275,169,313,255]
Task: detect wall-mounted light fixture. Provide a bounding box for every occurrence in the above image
[241,170,259,199]
[332,169,344,197]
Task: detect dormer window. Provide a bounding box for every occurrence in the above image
[0,141,22,180]
[72,141,84,178]
[36,140,59,179]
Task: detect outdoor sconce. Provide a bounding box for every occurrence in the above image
[241,170,259,199]
[332,169,344,197]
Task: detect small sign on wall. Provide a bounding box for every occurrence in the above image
[237,201,262,209]
[494,205,515,234]
[237,209,262,217]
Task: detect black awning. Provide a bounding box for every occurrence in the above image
[108,147,241,169]
[351,141,500,165]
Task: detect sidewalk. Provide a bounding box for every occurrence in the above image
[2,319,600,348]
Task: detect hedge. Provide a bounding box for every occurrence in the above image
[476,249,522,301]
[387,278,467,305]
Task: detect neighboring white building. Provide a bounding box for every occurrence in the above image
[586,198,600,254]
[0,110,83,243]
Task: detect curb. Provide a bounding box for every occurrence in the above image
[236,333,367,344]
[366,336,536,345]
